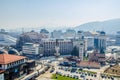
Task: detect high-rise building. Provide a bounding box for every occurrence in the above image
[116,31,120,46]
[63,29,76,38]
[94,31,106,53]
[22,43,43,58]
[85,37,94,50]
[41,39,73,56]
[76,30,84,38]
[51,30,62,38]
[78,43,84,60]
[106,39,116,46]
[77,31,98,50]
[73,36,87,61]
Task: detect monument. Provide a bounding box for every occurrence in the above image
[54,39,60,57]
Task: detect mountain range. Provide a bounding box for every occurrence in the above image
[5,18,120,35]
[75,19,120,34]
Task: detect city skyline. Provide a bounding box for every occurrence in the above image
[0,1,120,80]
[0,0,120,29]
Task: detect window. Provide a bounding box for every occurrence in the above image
[10,63,12,66]
[112,69,114,72]
[7,64,9,68]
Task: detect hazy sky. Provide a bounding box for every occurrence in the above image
[0,0,120,29]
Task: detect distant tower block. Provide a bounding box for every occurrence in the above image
[79,43,84,61]
[116,31,120,46]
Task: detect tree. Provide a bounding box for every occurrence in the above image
[100,48,105,54]
[71,46,79,56]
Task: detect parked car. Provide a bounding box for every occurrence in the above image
[50,69,54,73]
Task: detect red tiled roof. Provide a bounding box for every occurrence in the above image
[0,54,26,65]
[96,53,105,57]
[78,61,100,68]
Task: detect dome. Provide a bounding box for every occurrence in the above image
[100,31,106,35]
[31,30,35,32]
[77,31,83,33]
[40,29,49,34]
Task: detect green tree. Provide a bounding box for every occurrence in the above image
[71,46,79,56]
[100,48,105,54]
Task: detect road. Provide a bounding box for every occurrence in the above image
[21,56,120,80]
[21,64,48,80]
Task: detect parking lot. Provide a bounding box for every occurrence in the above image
[56,66,120,80]
[35,56,120,80]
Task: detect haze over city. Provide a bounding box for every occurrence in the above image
[0,0,120,29]
[0,0,120,80]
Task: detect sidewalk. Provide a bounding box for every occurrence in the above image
[36,66,53,80]
[21,64,44,80]
[36,78,55,80]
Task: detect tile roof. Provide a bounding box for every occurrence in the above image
[78,61,100,68]
[0,53,26,65]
